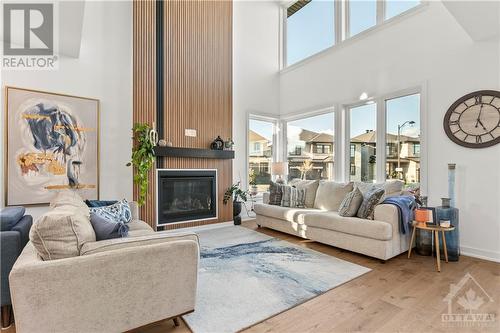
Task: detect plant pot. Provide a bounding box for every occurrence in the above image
[233,200,242,225]
[250,185,258,196]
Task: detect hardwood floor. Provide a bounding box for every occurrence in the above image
[4,220,499,333]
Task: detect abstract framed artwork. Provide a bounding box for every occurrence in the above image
[4,86,99,206]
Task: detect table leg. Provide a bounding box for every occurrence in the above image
[408,225,417,258]
[435,231,441,272]
[442,230,448,263]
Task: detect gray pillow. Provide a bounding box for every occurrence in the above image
[281,186,307,208]
[357,188,385,219]
[338,188,363,217]
[90,213,129,241]
[268,182,283,206]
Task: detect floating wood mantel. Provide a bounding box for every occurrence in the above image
[154,146,235,159]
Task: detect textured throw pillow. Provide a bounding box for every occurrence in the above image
[85,200,118,208]
[89,199,132,224]
[288,179,319,208]
[314,181,354,211]
[357,188,385,219]
[268,182,283,206]
[280,186,307,208]
[338,188,364,217]
[50,190,90,217]
[90,213,129,241]
[355,180,403,200]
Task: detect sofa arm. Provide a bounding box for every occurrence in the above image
[10,238,199,333]
[129,201,140,220]
[12,215,32,249]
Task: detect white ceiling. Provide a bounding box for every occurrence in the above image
[442,0,500,41]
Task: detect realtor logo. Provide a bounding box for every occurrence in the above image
[2,2,57,69]
[442,273,496,328]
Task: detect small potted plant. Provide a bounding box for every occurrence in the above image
[223,182,248,225]
[248,169,258,195]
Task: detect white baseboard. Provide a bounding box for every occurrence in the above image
[461,246,500,263]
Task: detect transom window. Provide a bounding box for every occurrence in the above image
[284,0,421,66]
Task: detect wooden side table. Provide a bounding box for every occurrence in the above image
[408,222,455,272]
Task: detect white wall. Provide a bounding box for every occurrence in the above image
[0,1,133,220]
[279,2,500,261]
[233,0,281,188]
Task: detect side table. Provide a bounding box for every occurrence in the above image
[408,222,455,272]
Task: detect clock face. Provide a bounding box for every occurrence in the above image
[444,90,500,148]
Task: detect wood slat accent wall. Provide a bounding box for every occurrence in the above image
[133,0,233,229]
[132,0,156,227]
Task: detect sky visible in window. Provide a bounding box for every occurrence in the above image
[287,0,334,65]
[349,0,377,36]
[249,119,274,142]
[350,103,377,138]
[386,0,420,19]
[386,93,420,137]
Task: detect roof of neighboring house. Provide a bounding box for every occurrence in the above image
[351,131,420,143]
[249,130,269,142]
[296,129,334,144]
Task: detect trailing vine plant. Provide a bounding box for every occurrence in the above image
[126,123,155,206]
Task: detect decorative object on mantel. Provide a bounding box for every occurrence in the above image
[271,162,287,184]
[158,139,167,147]
[443,90,500,148]
[224,138,234,150]
[126,123,155,206]
[223,182,248,225]
[210,136,224,150]
[4,86,99,206]
[148,122,159,146]
[166,141,173,147]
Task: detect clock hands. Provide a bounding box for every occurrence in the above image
[475,104,487,131]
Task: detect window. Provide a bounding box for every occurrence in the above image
[386,0,420,19]
[286,0,335,65]
[286,112,334,181]
[349,0,377,37]
[284,1,421,68]
[349,103,377,182]
[248,118,275,192]
[385,93,420,186]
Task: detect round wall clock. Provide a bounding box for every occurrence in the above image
[444,90,500,148]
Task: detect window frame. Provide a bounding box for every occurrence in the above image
[281,0,426,70]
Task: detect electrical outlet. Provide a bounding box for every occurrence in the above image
[185,129,197,137]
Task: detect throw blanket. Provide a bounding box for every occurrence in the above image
[381,196,416,234]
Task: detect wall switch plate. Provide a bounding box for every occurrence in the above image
[185,129,197,137]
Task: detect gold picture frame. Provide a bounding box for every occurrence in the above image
[4,86,100,206]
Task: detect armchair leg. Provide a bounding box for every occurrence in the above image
[1,305,12,328]
[173,317,180,327]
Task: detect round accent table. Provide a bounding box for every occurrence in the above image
[408,222,455,272]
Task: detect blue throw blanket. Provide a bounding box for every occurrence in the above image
[381,196,416,234]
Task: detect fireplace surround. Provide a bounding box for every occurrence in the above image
[156,169,217,226]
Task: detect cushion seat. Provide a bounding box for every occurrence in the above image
[253,203,321,224]
[303,211,392,241]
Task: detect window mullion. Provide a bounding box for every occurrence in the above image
[376,98,386,182]
[377,0,385,24]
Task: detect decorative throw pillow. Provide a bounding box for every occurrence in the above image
[281,186,306,208]
[355,180,403,200]
[85,200,118,208]
[90,213,129,241]
[288,179,319,208]
[89,199,132,224]
[338,188,364,217]
[268,182,283,206]
[313,181,354,211]
[50,190,90,217]
[357,188,385,219]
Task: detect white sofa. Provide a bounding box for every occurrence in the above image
[254,180,411,261]
[9,201,200,333]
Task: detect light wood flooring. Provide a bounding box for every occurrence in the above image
[4,219,499,333]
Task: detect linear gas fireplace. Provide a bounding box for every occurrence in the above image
[156,169,217,226]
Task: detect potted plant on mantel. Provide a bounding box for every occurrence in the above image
[223,182,248,225]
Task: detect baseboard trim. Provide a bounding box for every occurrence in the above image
[461,246,500,263]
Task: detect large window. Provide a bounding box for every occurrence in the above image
[286,0,335,66]
[284,0,420,67]
[286,112,334,181]
[248,118,275,192]
[385,93,421,186]
[349,0,377,37]
[349,103,377,182]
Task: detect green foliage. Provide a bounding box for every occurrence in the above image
[126,123,155,206]
[223,182,248,204]
[248,169,257,186]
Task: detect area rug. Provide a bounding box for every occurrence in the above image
[182,225,370,333]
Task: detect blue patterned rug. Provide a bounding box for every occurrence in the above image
[182,225,370,333]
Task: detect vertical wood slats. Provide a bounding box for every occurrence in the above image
[133,0,156,227]
[133,0,233,229]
